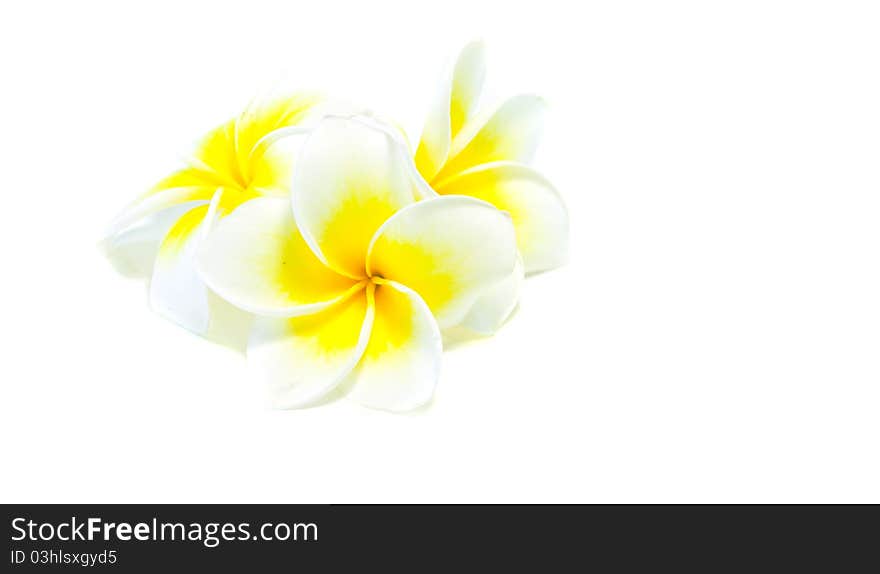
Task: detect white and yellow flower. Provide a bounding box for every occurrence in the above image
[415,41,569,275]
[101,93,322,341]
[197,116,519,411]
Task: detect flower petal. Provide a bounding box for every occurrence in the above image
[100,200,208,279]
[235,92,322,189]
[415,41,487,182]
[104,186,214,240]
[247,127,311,197]
[150,200,216,334]
[413,89,450,182]
[434,161,569,273]
[147,165,227,197]
[205,289,254,352]
[291,116,418,278]
[347,281,441,412]
[366,195,518,329]
[249,286,373,409]
[449,41,488,138]
[432,95,547,184]
[338,112,438,200]
[189,119,245,189]
[458,255,523,335]
[197,197,361,317]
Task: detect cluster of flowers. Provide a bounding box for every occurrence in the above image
[102,43,568,412]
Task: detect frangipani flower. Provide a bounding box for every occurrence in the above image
[101,93,321,339]
[197,116,519,411]
[415,41,569,275]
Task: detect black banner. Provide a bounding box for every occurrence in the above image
[2,505,877,571]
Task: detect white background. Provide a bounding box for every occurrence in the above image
[1,1,878,503]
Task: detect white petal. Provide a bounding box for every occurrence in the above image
[458,256,523,335]
[249,287,373,409]
[433,95,547,184]
[434,161,568,273]
[100,200,207,279]
[366,195,518,329]
[205,289,254,352]
[347,281,441,412]
[197,197,359,317]
[149,198,218,335]
[103,186,213,240]
[449,41,488,136]
[291,116,418,278]
[415,41,487,182]
[333,112,437,200]
[233,91,322,184]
